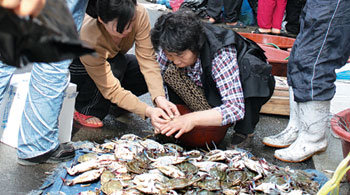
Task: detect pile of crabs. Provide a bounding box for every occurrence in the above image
[64,134,320,194]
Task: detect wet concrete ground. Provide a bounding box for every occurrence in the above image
[0,1,349,194]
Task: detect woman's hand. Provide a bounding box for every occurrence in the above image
[0,0,46,17]
[160,114,196,139]
[154,96,180,119]
[145,106,170,134]
[159,109,223,139]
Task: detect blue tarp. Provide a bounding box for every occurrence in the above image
[32,150,102,195]
[337,70,350,80]
[31,143,329,195]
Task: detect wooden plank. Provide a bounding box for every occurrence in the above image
[275,85,289,90]
[260,76,290,116]
[272,89,289,97]
[261,96,290,116]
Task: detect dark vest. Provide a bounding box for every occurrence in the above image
[200,23,274,107]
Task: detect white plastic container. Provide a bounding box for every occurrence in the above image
[331,79,350,114]
[0,73,77,148]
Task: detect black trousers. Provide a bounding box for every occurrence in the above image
[69,53,148,119]
[285,0,305,35]
[206,0,243,23]
[234,94,273,135]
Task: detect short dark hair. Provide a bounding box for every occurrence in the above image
[151,10,205,54]
[86,0,137,33]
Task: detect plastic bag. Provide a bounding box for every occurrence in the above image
[179,0,208,18]
[0,0,94,68]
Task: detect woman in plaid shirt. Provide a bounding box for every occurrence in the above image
[151,10,275,146]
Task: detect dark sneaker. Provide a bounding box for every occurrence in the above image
[17,143,75,166]
[227,133,254,149]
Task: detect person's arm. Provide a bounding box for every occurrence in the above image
[80,48,150,118]
[160,45,245,138]
[134,6,179,118]
[79,18,152,119]
[134,6,165,102]
[81,48,171,122]
[211,45,245,126]
[0,0,46,17]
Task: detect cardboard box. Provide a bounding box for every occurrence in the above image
[0,73,77,148]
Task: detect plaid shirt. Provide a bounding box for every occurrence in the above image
[157,45,245,125]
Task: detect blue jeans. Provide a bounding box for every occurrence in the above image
[0,0,89,159]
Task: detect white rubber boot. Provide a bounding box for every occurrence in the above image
[262,87,299,148]
[274,101,330,163]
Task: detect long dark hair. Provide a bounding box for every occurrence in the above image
[86,0,137,33]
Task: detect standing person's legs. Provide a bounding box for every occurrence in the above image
[206,0,223,23]
[285,0,305,35]
[287,0,350,102]
[275,0,350,162]
[271,0,287,34]
[17,0,89,164]
[257,0,275,32]
[0,63,16,102]
[247,0,258,18]
[223,0,245,27]
[17,60,73,159]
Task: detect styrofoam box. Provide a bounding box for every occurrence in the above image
[331,79,350,114]
[0,73,77,148]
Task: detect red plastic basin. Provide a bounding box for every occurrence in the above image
[331,108,350,182]
[239,32,296,49]
[259,44,290,77]
[176,104,230,148]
